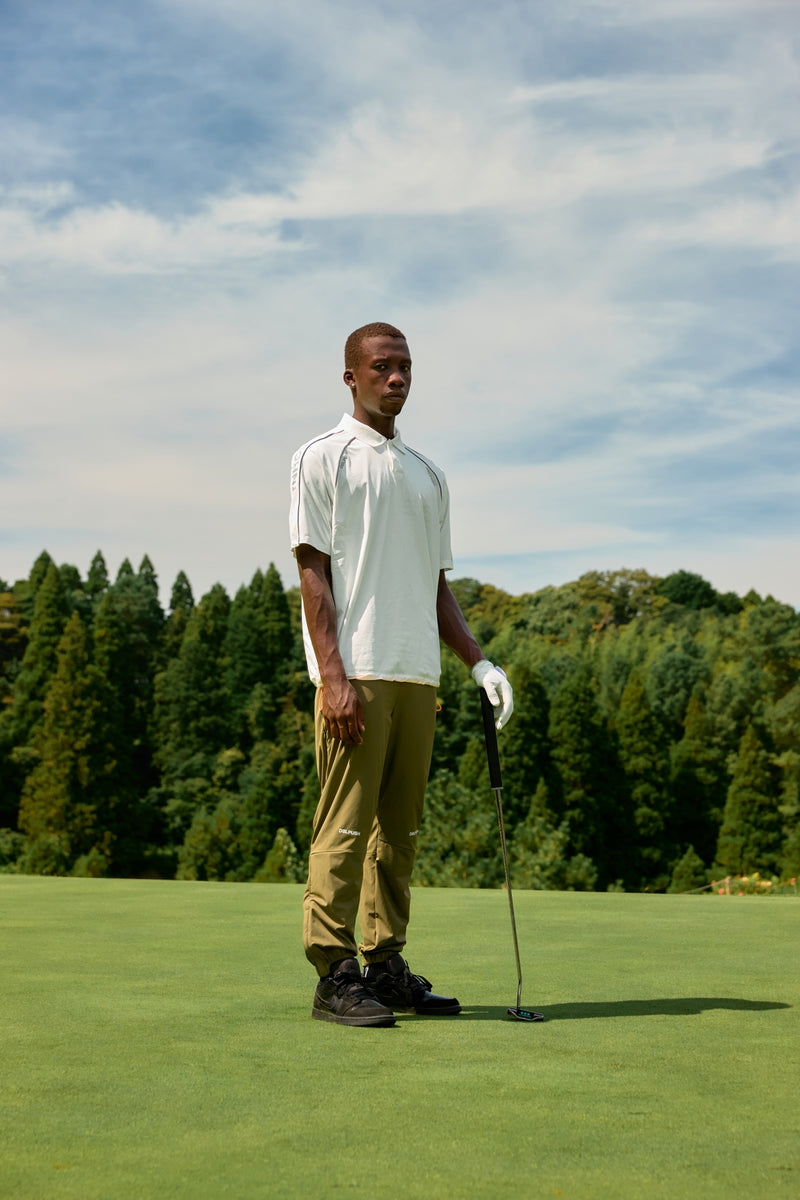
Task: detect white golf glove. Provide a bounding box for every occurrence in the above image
[471,660,514,730]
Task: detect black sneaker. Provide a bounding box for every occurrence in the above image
[313,958,396,1026]
[362,954,461,1015]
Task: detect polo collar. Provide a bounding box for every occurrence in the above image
[341,412,406,453]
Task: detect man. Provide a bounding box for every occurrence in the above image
[290,322,513,1027]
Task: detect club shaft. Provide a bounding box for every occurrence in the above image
[493,785,523,1013]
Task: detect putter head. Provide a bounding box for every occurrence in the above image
[508,1006,544,1022]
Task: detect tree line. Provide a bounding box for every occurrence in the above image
[1,552,798,891]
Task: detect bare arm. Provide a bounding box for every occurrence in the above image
[436,570,484,669]
[295,543,365,745]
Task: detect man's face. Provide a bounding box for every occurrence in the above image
[344,335,412,435]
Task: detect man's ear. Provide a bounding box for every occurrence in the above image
[343,368,356,392]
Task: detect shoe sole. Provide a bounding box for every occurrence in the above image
[368,994,462,1016]
[400,1004,462,1016]
[312,1007,396,1027]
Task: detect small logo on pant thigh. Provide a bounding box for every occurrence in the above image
[409,830,420,837]
[338,827,361,837]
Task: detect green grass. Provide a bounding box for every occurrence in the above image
[2,877,798,1199]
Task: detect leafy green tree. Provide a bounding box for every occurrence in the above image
[0,828,25,871]
[256,828,303,882]
[647,633,709,739]
[177,796,242,881]
[739,600,800,699]
[715,723,782,876]
[575,568,665,628]
[656,570,717,610]
[2,550,794,889]
[413,772,502,888]
[429,653,474,776]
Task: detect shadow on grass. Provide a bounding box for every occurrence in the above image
[458,998,791,1022]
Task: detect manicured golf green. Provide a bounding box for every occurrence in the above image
[2,877,798,1199]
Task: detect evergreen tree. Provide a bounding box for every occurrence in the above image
[0,563,70,757]
[153,583,231,780]
[1,551,793,887]
[765,684,800,877]
[92,575,163,873]
[17,551,55,623]
[715,723,782,876]
[547,662,615,877]
[109,561,163,743]
[162,570,194,663]
[62,562,95,629]
[667,845,706,893]
[17,613,109,874]
[85,551,110,605]
[0,589,27,691]
[223,581,269,745]
[670,689,726,865]
[260,563,292,686]
[780,817,800,879]
[497,662,551,826]
[510,778,597,891]
[615,670,672,885]
[0,588,27,828]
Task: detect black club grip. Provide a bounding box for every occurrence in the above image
[480,688,503,790]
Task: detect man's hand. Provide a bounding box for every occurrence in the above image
[320,677,365,745]
[472,660,514,730]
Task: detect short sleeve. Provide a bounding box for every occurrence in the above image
[438,472,454,571]
[289,444,333,557]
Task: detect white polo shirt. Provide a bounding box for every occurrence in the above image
[290,412,453,687]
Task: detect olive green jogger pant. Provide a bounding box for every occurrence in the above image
[303,679,437,978]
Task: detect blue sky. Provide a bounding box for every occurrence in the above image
[2,0,799,607]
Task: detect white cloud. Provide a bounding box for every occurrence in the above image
[2,0,798,610]
[640,191,800,259]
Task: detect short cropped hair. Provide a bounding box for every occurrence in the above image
[344,323,407,370]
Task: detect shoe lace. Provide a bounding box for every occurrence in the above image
[376,961,431,1002]
[334,973,376,1004]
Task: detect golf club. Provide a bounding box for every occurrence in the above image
[480,689,544,1023]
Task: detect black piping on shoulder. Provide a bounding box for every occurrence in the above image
[405,446,444,501]
[334,438,356,481]
[293,426,351,540]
